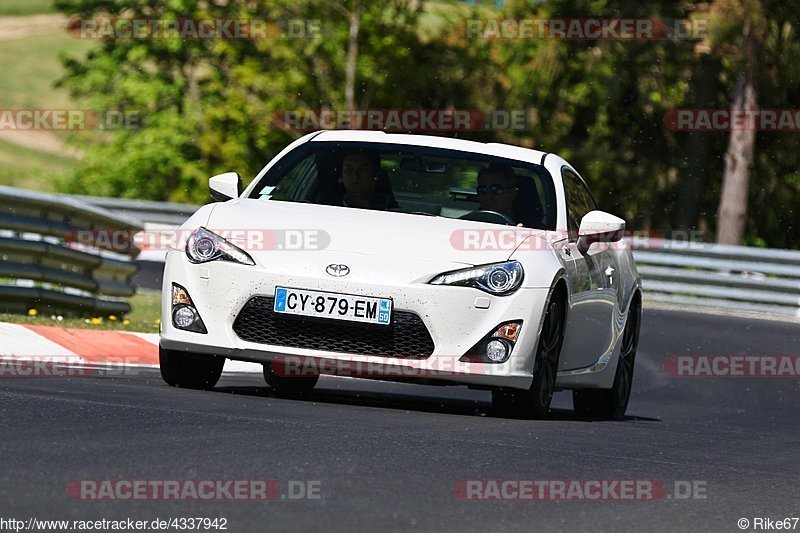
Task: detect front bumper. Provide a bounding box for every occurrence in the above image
[159,251,552,390]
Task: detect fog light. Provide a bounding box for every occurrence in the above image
[461,322,521,363]
[169,283,208,333]
[486,339,508,362]
[173,306,197,328]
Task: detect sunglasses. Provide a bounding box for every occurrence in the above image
[477,184,514,194]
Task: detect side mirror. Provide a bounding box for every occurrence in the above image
[209,172,242,202]
[577,210,625,254]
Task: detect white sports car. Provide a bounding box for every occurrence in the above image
[159,130,641,419]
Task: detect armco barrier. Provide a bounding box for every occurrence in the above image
[0,186,143,315]
[634,241,800,318]
[74,195,199,226]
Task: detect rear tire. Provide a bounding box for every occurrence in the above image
[159,347,225,390]
[573,299,641,420]
[263,362,319,396]
[492,295,565,419]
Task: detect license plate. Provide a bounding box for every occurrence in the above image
[273,287,392,326]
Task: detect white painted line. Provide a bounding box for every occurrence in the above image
[0,323,78,358]
[126,331,160,344]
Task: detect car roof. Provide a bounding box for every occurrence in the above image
[308,130,549,166]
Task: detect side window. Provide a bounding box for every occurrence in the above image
[563,169,597,241]
[263,154,318,200]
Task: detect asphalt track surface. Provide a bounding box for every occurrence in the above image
[2,308,799,533]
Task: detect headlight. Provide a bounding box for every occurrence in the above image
[429,261,524,295]
[186,227,255,265]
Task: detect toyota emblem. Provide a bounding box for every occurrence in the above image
[325,264,350,277]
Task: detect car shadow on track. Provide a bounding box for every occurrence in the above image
[212,377,660,423]
[215,384,489,417]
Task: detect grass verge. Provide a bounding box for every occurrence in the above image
[0,291,162,333]
[0,0,57,16]
[0,24,92,110]
[0,137,76,189]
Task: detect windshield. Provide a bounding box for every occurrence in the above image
[251,141,557,230]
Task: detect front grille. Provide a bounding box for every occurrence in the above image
[232,296,435,359]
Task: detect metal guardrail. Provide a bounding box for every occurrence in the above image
[55,193,800,319]
[634,242,800,318]
[72,195,200,226]
[0,186,144,316]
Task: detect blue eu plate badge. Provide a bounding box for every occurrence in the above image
[378,299,391,325]
[274,287,287,312]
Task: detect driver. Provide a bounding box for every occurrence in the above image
[340,152,396,210]
[477,163,518,222]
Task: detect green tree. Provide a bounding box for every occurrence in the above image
[480,0,697,231]
[54,0,476,202]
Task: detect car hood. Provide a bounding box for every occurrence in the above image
[204,199,550,269]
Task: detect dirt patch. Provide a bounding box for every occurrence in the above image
[0,14,66,40]
[0,130,81,157]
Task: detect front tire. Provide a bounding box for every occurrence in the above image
[159,347,224,390]
[492,296,565,419]
[572,299,641,420]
